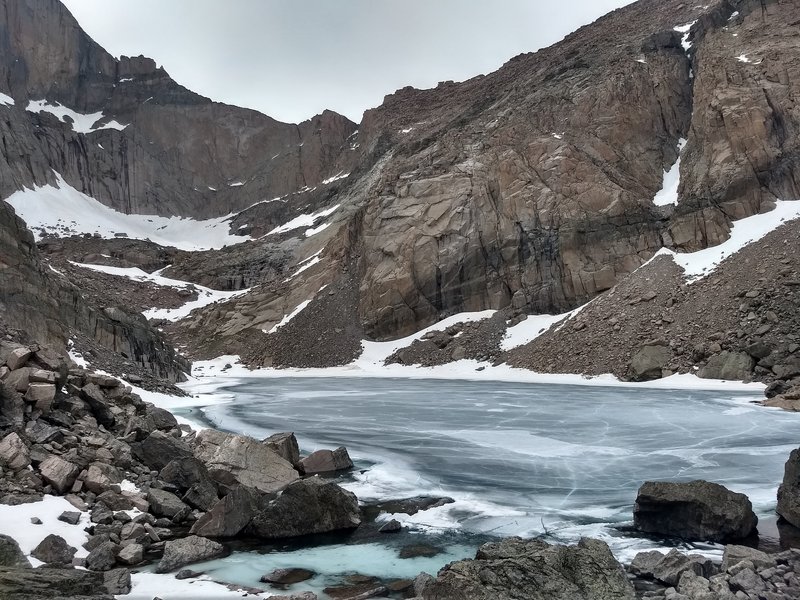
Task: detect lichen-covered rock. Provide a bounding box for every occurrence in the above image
[193,429,299,494]
[634,480,757,542]
[247,478,360,539]
[420,537,635,600]
[155,535,225,573]
[777,447,800,528]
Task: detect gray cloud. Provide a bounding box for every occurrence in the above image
[61,0,635,124]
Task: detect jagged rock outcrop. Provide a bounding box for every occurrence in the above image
[634,480,758,542]
[419,537,635,600]
[777,447,800,527]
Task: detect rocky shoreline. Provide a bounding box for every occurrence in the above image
[0,337,798,600]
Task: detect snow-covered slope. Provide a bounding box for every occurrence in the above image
[4,173,251,251]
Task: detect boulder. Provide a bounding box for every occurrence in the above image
[634,480,757,542]
[38,455,81,493]
[58,511,82,525]
[0,535,30,568]
[155,535,225,573]
[190,484,263,538]
[0,383,24,429]
[3,367,31,393]
[300,447,354,475]
[133,430,192,471]
[629,344,672,381]
[85,540,118,571]
[629,548,715,585]
[0,432,30,471]
[83,462,123,494]
[265,432,301,466]
[0,565,110,598]
[159,457,218,510]
[23,383,56,413]
[116,543,143,565]
[260,567,316,585]
[80,383,116,428]
[777,447,800,528]
[420,537,635,600]
[699,351,755,381]
[247,478,361,539]
[5,348,32,371]
[147,488,189,520]
[30,534,76,565]
[194,429,299,493]
[721,545,775,572]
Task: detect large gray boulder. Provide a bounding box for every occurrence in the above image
[777,447,800,528]
[0,565,112,599]
[247,478,361,539]
[159,457,218,511]
[420,537,635,600]
[133,430,192,471]
[38,455,80,493]
[0,432,30,471]
[82,462,123,494]
[190,485,263,538]
[699,351,755,381]
[155,535,225,573]
[147,488,189,520]
[265,432,301,467]
[30,534,76,565]
[0,535,30,568]
[629,548,716,585]
[629,344,671,381]
[194,429,299,494]
[300,447,354,475]
[634,480,757,542]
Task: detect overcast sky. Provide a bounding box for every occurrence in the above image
[62,0,635,124]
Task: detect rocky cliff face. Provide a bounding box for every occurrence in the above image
[0,202,187,382]
[2,0,799,371]
[0,0,357,218]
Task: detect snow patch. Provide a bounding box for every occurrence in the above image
[4,173,251,250]
[267,299,313,334]
[501,310,582,351]
[118,77,134,83]
[674,21,697,51]
[0,496,90,563]
[285,249,324,281]
[305,221,331,237]
[321,171,350,185]
[267,204,340,236]
[70,262,249,322]
[400,127,414,134]
[26,99,127,133]
[653,138,687,207]
[122,572,271,599]
[660,200,800,282]
[228,181,245,187]
[0,92,14,106]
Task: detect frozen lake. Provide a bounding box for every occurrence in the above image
[183,377,800,594]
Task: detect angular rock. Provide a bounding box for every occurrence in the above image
[38,455,81,494]
[194,429,299,493]
[629,344,672,381]
[0,383,24,429]
[721,545,775,572]
[116,543,143,565]
[0,432,30,471]
[699,351,755,381]
[23,383,56,413]
[104,568,132,595]
[379,519,402,533]
[630,548,715,586]
[777,447,800,528]
[420,537,635,600]
[83,462,123,494]
[159,457,217,499]
[300,447,354,475]
[85,540,118,571]
[634,480,757,542]
[133,430,192,471]
[190,484,263,538]
[265,432,301,466]
[147,488,189,520]
[0,535,30,568]
[155,535,225,573]
[58,511,82,525]
[31,534,76,565]
[260,567,316,585]
[0,565,110,598]
[247,478,361,539]
[80,383,117,428]
[5,348,32,371]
